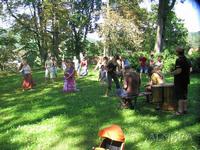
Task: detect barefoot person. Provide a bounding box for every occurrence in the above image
[98,65,107,85]
[20,59,35,90]
[139,55,148,79]
[171,47,191,115]
[45,57,51,82]
[105,55,121,96]
[63,61,77,93]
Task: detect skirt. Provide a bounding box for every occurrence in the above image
[22,74,34,90]
[63,78,76,92]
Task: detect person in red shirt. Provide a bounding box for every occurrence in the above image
[139,55,148,78]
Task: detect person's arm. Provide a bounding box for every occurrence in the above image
[98,71,101,81]
[27,65,32,74]
[171,68,182,75]
[66,69,74,79]
[171,59,182,75]
[123,78,128,89]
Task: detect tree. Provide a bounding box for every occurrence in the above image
[99,0,144,55]
[0,29,17,70]
[154,0,176,53]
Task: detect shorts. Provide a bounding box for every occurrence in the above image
[140,66,148,73]
[175,83,188,100]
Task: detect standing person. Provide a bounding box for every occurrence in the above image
[73,56,79,77]
[50,57,57,82]
[149,53,155,67]
[21,59,35,90]
[63,61,76,92]
[79,57,88,76]
[105,55,121,96]
[155,55,163,70]
[61,59,67,72]
[98,65,107,85]
[94,56,103,71]
[45,57,52,82]
[171,47,191,115]
[139,55,148,78]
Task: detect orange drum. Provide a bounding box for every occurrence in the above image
[152,84,163,103]
[162,83,177,111]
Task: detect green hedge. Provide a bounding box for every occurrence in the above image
[189,51,200,73]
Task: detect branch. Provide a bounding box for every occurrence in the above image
[168,0,176,10]
[5,1,37,34]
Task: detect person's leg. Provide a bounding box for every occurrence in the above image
[140,66,143,79]
[144,66,148,78]
[177,99,184,114]
[112,73,121,89]
[45,69,49,82]
[183,85,188,113]
[183,100,187,113]
[105,73,112,96]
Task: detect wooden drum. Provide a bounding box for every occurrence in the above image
[152,84,163,103]
[162,83,177,111]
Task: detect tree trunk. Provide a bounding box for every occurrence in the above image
[154,0,166,53]
[154,0,176,53]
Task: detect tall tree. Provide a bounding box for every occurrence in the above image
[154,0,176,53]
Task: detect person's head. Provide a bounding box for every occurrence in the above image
[100,65,105,70]
[22,59,27,65]
[114,54,120,61]
[152,66,160,73]
[158,55,162,61]
[103,56,108,62]
[176,47,184,56]
[73,56,77,60]
[51,56,55,60]
[70,61,75,67]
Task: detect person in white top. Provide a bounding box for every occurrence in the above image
[45,57,52,81]
[155,55,163,70]
[73,56,79,72]
[21,59,35,90]
[98,65,107,84]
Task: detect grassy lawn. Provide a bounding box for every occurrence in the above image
[0,69,200,150]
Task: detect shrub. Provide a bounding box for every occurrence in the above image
[189,51,200,73]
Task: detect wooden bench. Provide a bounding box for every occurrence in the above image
[120,92,152,109]
[138,91,152,103]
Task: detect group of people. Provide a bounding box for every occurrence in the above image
[95,48,191,115]
[18,47,191,115]
[18,53,89,92]
[95,55,140,109]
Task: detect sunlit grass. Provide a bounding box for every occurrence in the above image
[0,69,200,150]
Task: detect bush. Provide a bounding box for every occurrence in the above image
[128,51,149,71]
[162,49,177,73]
[189,51,200,73]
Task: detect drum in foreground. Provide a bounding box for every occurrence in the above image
[152,84,163,103]
[162,83,177,111]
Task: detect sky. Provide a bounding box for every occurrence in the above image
[141,0,200,32]
[0,0,200,32]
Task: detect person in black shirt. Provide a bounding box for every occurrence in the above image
[171,47,192,115]
[105,55,121,96]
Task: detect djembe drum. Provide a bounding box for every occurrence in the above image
[162,83,177,111]
[152,84,163,103]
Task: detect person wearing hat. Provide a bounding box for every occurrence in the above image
[171,47,192,115]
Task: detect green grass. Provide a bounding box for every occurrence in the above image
[0,69,200,150]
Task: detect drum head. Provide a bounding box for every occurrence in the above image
[162,83,174,87]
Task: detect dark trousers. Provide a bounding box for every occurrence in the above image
[107,72,120,90]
